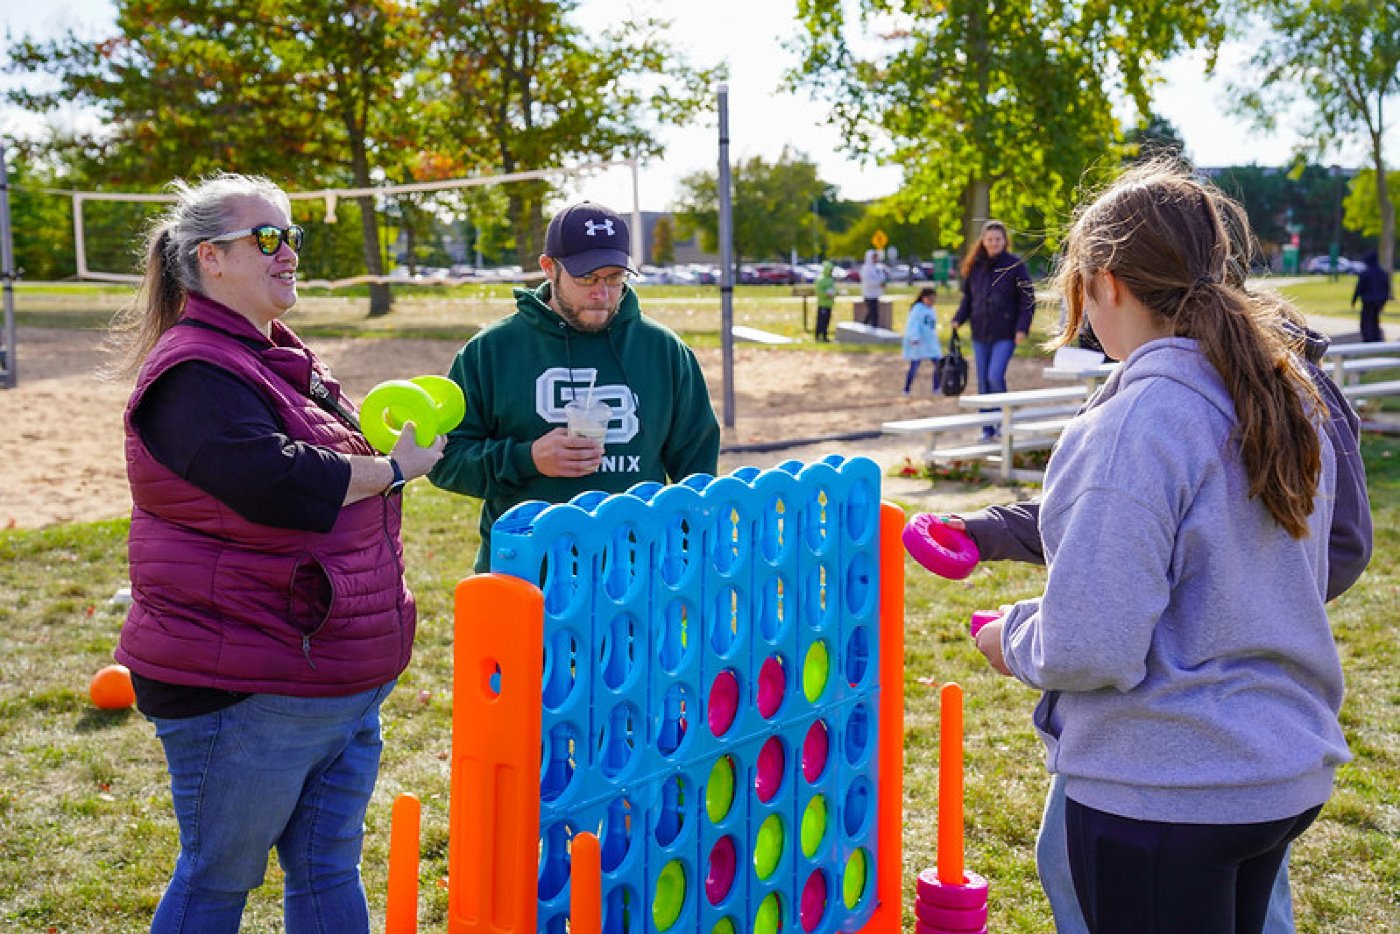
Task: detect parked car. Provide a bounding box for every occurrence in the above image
[1304,255,1363,275]
[739,263,797,285]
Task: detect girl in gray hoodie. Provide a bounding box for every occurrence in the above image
[975,163,1350,933]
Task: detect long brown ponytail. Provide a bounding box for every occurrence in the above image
[1054,161,1324,538]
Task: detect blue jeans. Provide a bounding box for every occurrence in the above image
[1037,773,1296,933]
[903,359,941,393]
[148,682,395,934]
[971,337,1016,396]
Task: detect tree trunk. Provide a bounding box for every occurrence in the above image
[961,179,991,258]
[1372,134,1395,274]
[349,136,392,317]
[508,183,548,270]
[357,194,392,316]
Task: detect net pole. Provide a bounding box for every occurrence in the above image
[0,140,17,389]
[717,83,736,429]
[73,193,89,281]
[629,156,643,271]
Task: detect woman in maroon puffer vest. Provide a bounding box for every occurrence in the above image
[111,174,443,933]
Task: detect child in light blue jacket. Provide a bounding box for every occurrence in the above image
[902,287,941,394]
[975,163,1349,933]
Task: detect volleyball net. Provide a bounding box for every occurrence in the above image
[46,158,643,288]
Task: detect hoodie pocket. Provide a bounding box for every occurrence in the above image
[1033,690,1064,770]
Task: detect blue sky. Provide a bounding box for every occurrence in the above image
[3,0,1377,212]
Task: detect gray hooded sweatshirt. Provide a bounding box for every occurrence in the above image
[1001,337,1350,825]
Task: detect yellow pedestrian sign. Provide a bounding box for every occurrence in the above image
[871,229,888,250]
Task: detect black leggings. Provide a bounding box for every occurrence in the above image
[1065,797,1321,934]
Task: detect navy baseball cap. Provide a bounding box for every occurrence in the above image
[545,202,635,276]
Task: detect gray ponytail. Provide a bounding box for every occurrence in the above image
[106,174,290,376]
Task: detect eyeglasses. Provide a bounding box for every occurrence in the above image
[205,224,305,256]
[571,271,631,288]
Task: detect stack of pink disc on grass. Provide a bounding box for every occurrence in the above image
[915,682,989,933]
[915,867,989,934]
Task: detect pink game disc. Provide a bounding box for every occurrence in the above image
[799,869,828,932]
[969,611,1001,639]
[916,897,989,930]
[902,514,980,579]
[914,923,987,934]
[915,868,990,910]
[705,835,737,904]
[708,670,739,737]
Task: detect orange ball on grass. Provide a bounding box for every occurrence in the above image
[90,664,136,710]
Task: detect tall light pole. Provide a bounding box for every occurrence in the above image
[717,83,736,430]
[1329,164,1345,281]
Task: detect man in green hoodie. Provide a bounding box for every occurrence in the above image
[429,202,721,571]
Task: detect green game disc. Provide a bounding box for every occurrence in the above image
[712,919,736,934]
[652,860,685,931]
[754,815,784,880]
[754,893,782,934]
[706,756,735,824]
[803,641,830,702]
[801,795,827,858]
[843,848,868,909]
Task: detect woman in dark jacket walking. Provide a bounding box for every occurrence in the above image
[1352,251,1392,342]
[952,220,1037,436]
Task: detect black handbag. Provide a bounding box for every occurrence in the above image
[939,328,968,396]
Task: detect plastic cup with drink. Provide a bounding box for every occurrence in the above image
[564,398,612,442]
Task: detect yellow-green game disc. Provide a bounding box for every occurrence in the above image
[651,859,685,931]
[754,814,784,880]
[801,795,827,858]
[843,848,868,909]
[706,756,735,824]
[361,380,438,453]
[803,641,830,702]
[754,893,782,934]
[411,375,465,432]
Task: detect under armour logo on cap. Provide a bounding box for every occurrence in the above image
[545,201,635,277]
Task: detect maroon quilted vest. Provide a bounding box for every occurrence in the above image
[117,293,415,696]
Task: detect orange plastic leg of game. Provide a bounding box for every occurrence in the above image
[938,683,965,885]
[386,792,421,934]
[865,501,906,934]
[448,573,546,934]
[570,830,602,934]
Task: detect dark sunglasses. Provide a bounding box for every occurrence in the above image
[205,224,305,256]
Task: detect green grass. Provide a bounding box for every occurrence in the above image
[2,437,1397,931]
[18,275,1392,351]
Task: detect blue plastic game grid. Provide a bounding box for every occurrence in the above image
[489,455,885,934]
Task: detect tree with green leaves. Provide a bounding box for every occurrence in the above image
[650,214,676,266]
[674,147,833,264]
[1124,115,1187,163]
[5,149,76,280]
[422,2,720,265]
[1235,0,1399,273]
[1343,169,1400,243]
[789,0,1227,256]
[8,1,430,315]
[826,196,942,262]
[1212,162,1370,261]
